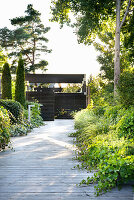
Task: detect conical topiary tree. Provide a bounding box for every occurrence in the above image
[1,62,12,99]
[15,57,25,107]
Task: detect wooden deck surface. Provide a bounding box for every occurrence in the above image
[0,119,133,200]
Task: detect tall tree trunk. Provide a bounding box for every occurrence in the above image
[32,38,36,74]
[114,0,121,96]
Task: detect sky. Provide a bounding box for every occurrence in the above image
[0,0,100,79]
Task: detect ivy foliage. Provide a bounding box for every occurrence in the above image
[1,62,12,99]
[73,106,134,196]
[72,74,134,195]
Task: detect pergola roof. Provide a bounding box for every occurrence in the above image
[25,74,86,83]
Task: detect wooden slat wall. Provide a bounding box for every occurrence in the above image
[26,90,86,121]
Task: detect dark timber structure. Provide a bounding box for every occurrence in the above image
[25,74,87,121]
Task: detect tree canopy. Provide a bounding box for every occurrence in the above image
[0,4,52,73]
[51,0,134,94]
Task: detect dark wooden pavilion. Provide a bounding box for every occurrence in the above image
[25,74,87,121]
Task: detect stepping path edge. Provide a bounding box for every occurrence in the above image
[0,119,133,200]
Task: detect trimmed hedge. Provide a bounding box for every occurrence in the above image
[15,57,25,107]
[0,99,23,123]
[1,62,12,99]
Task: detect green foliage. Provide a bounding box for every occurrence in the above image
[15,57,25,107]
[0,106,10,149]
[1,62,12,99]
[0,4,51,73]
[26,101,44,128]
[116,107,134,139]
[87,75,114,108]
[118,67,134,106]
[62,84,81,93]
[51,0,134,95]
[73,105,134,195]
[51,0,133,45]
[0,99,23,123]
[0,49,7,71]
[0,99,43,146]
[10,122,31,137]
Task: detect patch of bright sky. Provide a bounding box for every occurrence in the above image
[0,0,100,79]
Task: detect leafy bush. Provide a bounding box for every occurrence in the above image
[73,105,134,195]
[10,123,31,137]
[118,67,134,106]
[0,99,23,123]
[116,107,134,139]
[26,101,44,128]
[0,106,10,149]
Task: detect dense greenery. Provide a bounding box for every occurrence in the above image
[0,99,44,149]
[71,73,134,195]
[0,106,10,149]
[0,4,51,73]
[0,49,6,71]
[15,57,25,107]
[51,0,133,95]
[73,105,134,195]
[0,99,23,123]
[62,84,81,93]
[1,62,12,99]
[118,67,134,106]
[26,101,44,128]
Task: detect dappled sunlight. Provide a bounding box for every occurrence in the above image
[43,150,71,160]
[12,138,42,149]
[0,120,92,199]
[34,134,76,151]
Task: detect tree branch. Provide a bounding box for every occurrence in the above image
[121,0,126,8]
[120,0,131,29]
[18,44,32,64]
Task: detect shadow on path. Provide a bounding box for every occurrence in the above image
[0,119,133,200]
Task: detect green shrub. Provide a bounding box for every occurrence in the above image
[116,107,134,139]
[80,132,134,195]
[0,106,10,148]
[1,62,12,99]
[15,57,25,107]
[10,123,31,137]
[74,109,97,130]
[118,67,134,106]
[26,101,44,127]
[0,99,23,123]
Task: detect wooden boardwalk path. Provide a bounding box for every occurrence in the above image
[0,119,133,200]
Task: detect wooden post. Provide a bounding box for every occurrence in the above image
[82,74,86,95]
[28,105,35,122]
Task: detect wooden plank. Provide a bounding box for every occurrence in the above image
[0,120,133,200]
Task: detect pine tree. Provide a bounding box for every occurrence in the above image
[1,62,12,99]
[0,4,51,73]
[15,57,25,107]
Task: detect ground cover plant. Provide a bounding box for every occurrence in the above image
[72,104,134,196]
